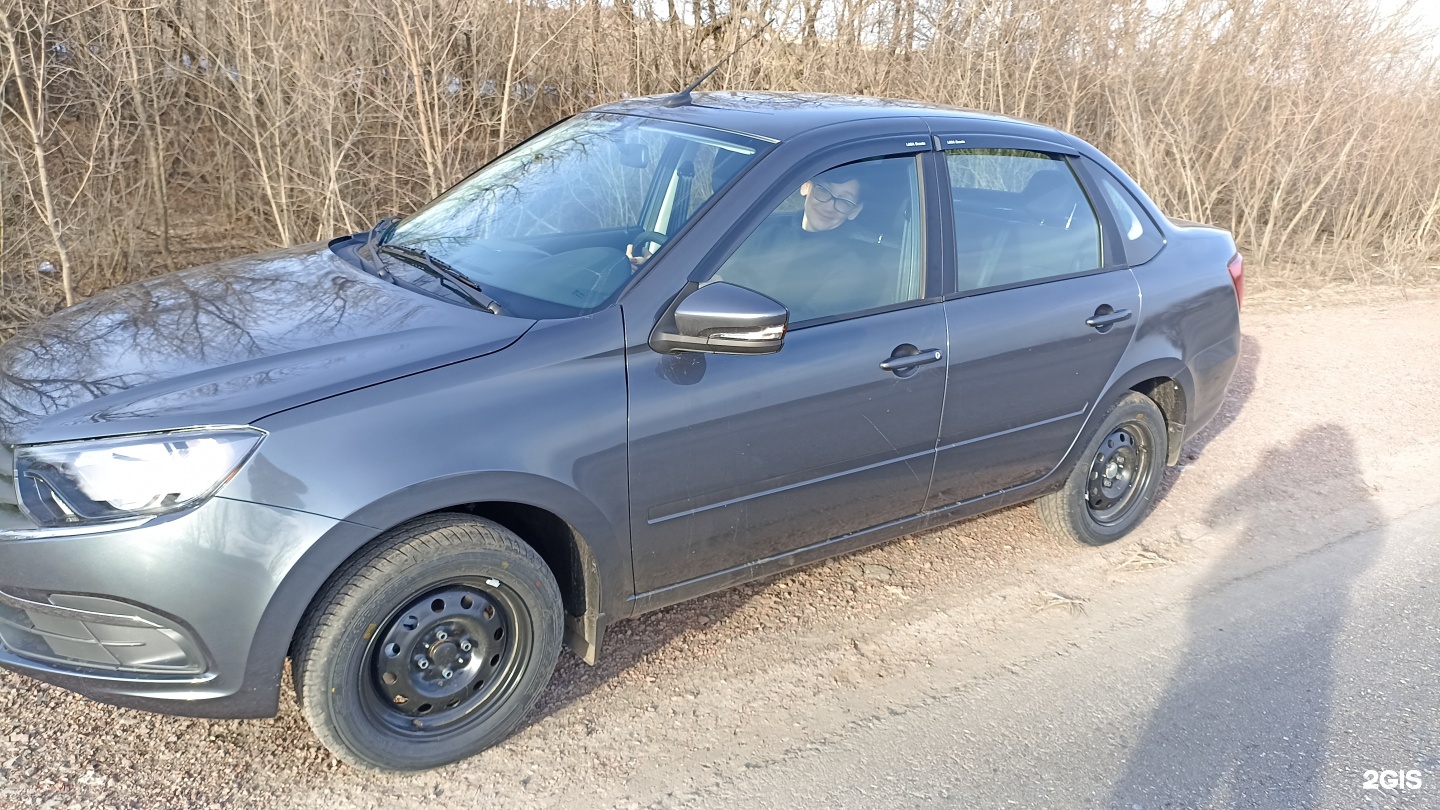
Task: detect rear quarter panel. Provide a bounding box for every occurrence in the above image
[1128,221,1242,444]
[1067,137,1241,447]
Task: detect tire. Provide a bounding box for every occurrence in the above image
[1037,392,1169,546]
[293,514,563,771]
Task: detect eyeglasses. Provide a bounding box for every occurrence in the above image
[809,182,860,216]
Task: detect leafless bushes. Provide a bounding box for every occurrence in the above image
[1,0,1436,335]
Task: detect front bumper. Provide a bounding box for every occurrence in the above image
[0,496,342,717]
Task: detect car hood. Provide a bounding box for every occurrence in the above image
[0,244,535,445]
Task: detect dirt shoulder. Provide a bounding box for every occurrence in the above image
[2,289,1438,809]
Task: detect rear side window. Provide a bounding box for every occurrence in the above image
[1087,164,1165,266]
[946,149,1101,292]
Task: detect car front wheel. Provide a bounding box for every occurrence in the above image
[1037,392,1169,546]
[293,514,563,771]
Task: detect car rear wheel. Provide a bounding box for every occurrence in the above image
[293,514,563,771]
[1037,392,1168,546]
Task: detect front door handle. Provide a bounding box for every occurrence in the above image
[879,348,944,374]
[1085,308,1132,331]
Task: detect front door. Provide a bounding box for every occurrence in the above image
[625,147,947,597]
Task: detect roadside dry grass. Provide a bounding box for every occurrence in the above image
[1,0,1438,337]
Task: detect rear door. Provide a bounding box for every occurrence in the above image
[926,136,1140,510]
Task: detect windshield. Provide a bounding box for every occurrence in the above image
[386,113,768,318]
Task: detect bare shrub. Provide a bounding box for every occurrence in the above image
[1,0,1436,337]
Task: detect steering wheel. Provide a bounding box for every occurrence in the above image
[627,230,670,266]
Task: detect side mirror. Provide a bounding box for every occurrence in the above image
[650,282,789,355]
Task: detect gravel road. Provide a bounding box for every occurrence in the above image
[2,285,1438,809]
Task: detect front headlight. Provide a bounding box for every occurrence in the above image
[13,427,265,528]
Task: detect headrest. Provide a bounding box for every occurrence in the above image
[1021,170,1082,224]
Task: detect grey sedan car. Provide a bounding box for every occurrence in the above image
[0,92,1241,770]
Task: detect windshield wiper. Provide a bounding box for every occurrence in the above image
[359,216,401,276]
[378,244,506,315]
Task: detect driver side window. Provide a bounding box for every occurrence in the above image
[709,155,924,324]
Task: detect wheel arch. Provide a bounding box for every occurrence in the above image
[1092,357,1196,468]
[459,501,607,666]
[239,472,625,716]
[1130,375,1188,465]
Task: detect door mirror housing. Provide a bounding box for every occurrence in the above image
[651,282,789,355]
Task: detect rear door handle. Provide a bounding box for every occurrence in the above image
[1085,308,1132,330]
[879,349,944,373]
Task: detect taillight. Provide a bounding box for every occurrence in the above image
[1227,252,1244,310]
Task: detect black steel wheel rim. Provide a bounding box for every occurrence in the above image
[359,577,532,737]
[1086,421,1153,526]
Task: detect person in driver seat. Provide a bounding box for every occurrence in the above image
[715,161,893,322]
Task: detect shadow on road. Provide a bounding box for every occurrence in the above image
[1108,424,1383,808]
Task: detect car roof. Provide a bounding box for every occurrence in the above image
[591,91,1060,143]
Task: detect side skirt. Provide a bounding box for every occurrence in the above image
[624,474,1057,619]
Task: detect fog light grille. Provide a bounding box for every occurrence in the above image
[0,588,204,675]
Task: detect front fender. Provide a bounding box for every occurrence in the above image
[219,311,632,709]
[238,468,629,716]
